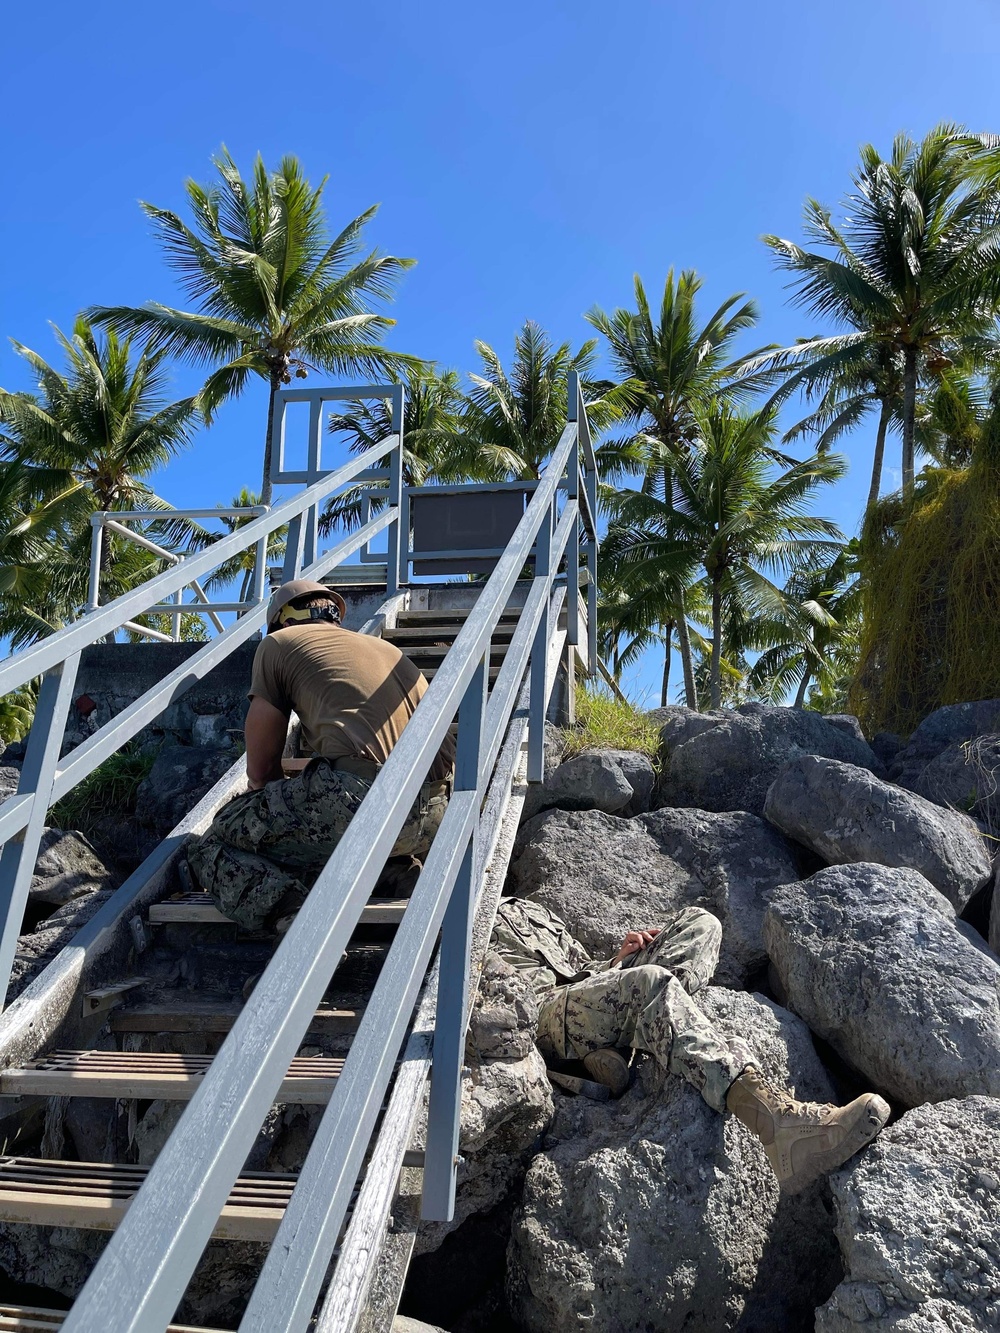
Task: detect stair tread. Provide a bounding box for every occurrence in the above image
[109,998,363,1035]
[0,1306,228,1332]
[0,1049,344,1104]
[149,893,408,926]
[384,625,517,643]
[0,1157,301,1241]
[399,644,509,661]
[394,609,521,624]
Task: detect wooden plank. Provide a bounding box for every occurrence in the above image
[148,894,407,926]
[110,1000,364,1036]
[0,1052,345,1104]
[0,1307,231,1333]
[0,1158,295,1241]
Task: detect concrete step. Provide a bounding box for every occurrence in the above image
[0,1157,302,1241]
[0,1049,344,1104]
[149,893,408,927]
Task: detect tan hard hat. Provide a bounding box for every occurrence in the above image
[266,580,348,631]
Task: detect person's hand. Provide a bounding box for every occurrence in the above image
[612,927,660,965]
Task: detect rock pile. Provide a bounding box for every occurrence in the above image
[422,701,1000,1333]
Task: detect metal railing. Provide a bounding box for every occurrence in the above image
[86,506,268,641]
[0,375,598,1331]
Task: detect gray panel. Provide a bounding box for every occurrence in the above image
[412,490,527,575]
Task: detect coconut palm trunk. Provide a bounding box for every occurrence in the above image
[659,620,674,706]
[901,346,919,499]
[867,398,892,512]
[675,604,698,709]
[709,577,724,709]
[260,374,282,507]
[793,665,812,709]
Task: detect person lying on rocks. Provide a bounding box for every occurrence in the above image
[492,897,890,1194]
[185,579,455,934]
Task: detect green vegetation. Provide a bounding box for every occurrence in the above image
[562,687,661,761]
[7,127,1000,735]
[48,742,156,834]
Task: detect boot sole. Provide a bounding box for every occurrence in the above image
[780,1094,890,1195]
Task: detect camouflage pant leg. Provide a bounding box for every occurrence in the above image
[389,786,449,859]
[187,761,373,930]
[621,905,722,994]
[187,759,449,930]
[541,964,752,1113]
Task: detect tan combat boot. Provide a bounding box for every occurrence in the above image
[726,1067,890,1194]
[582,1048,630,1098]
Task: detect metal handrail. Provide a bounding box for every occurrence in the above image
[61,409,594,1332]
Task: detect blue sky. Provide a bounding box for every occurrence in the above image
[4,0,1000,700]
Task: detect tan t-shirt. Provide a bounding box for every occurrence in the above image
[249,624,455,781]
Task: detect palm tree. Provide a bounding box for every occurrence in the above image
[606,405,845,709]
[586,271,776,490]
[762,125,1000,501]
[588,271,777,699]
[744,546,860,707]
[459,321,638,484]
[320,365,472,534]
[89,149,417,505]
[0,319,197,639]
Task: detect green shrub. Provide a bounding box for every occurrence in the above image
[562,686,661,762]
[49,742,156,833]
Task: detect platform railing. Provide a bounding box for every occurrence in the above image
[57,378,598,1333]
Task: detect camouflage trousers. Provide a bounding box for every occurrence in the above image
[187,757,449,931]
[537,906,754,1113]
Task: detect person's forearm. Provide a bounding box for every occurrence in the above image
[246,755,285,790]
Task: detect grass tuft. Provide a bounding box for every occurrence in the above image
[49,742,156,834]
[562,686,661,762]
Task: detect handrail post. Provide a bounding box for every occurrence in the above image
[251,520,269,609]
[527,501,553,783]
[421,654,487,1220]
[386,383,406,597]
[0,652,81,1007]
[566,374,581,648]
[281,514,305,583]
[86,516,104,615]
[303,396,323,569]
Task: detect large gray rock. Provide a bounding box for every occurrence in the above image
[890,698,1000,789]
[817,1097,1000,1332]
[509,805,801,987]
[523,748,657,822]
[416,954,554,1255]
[508,987,842,1333]
[765,863,1000,1107]
[135,744,236,833]
[538,752,634,813]
[30,828,118,908]
[911,733,1000,832]
[8,889,115,1000]
[0,765,20,802]
[656,703,882,816]
[764,755,991,909]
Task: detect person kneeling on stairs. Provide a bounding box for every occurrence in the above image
[186,580,455,935]
[492,898,890,1194]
